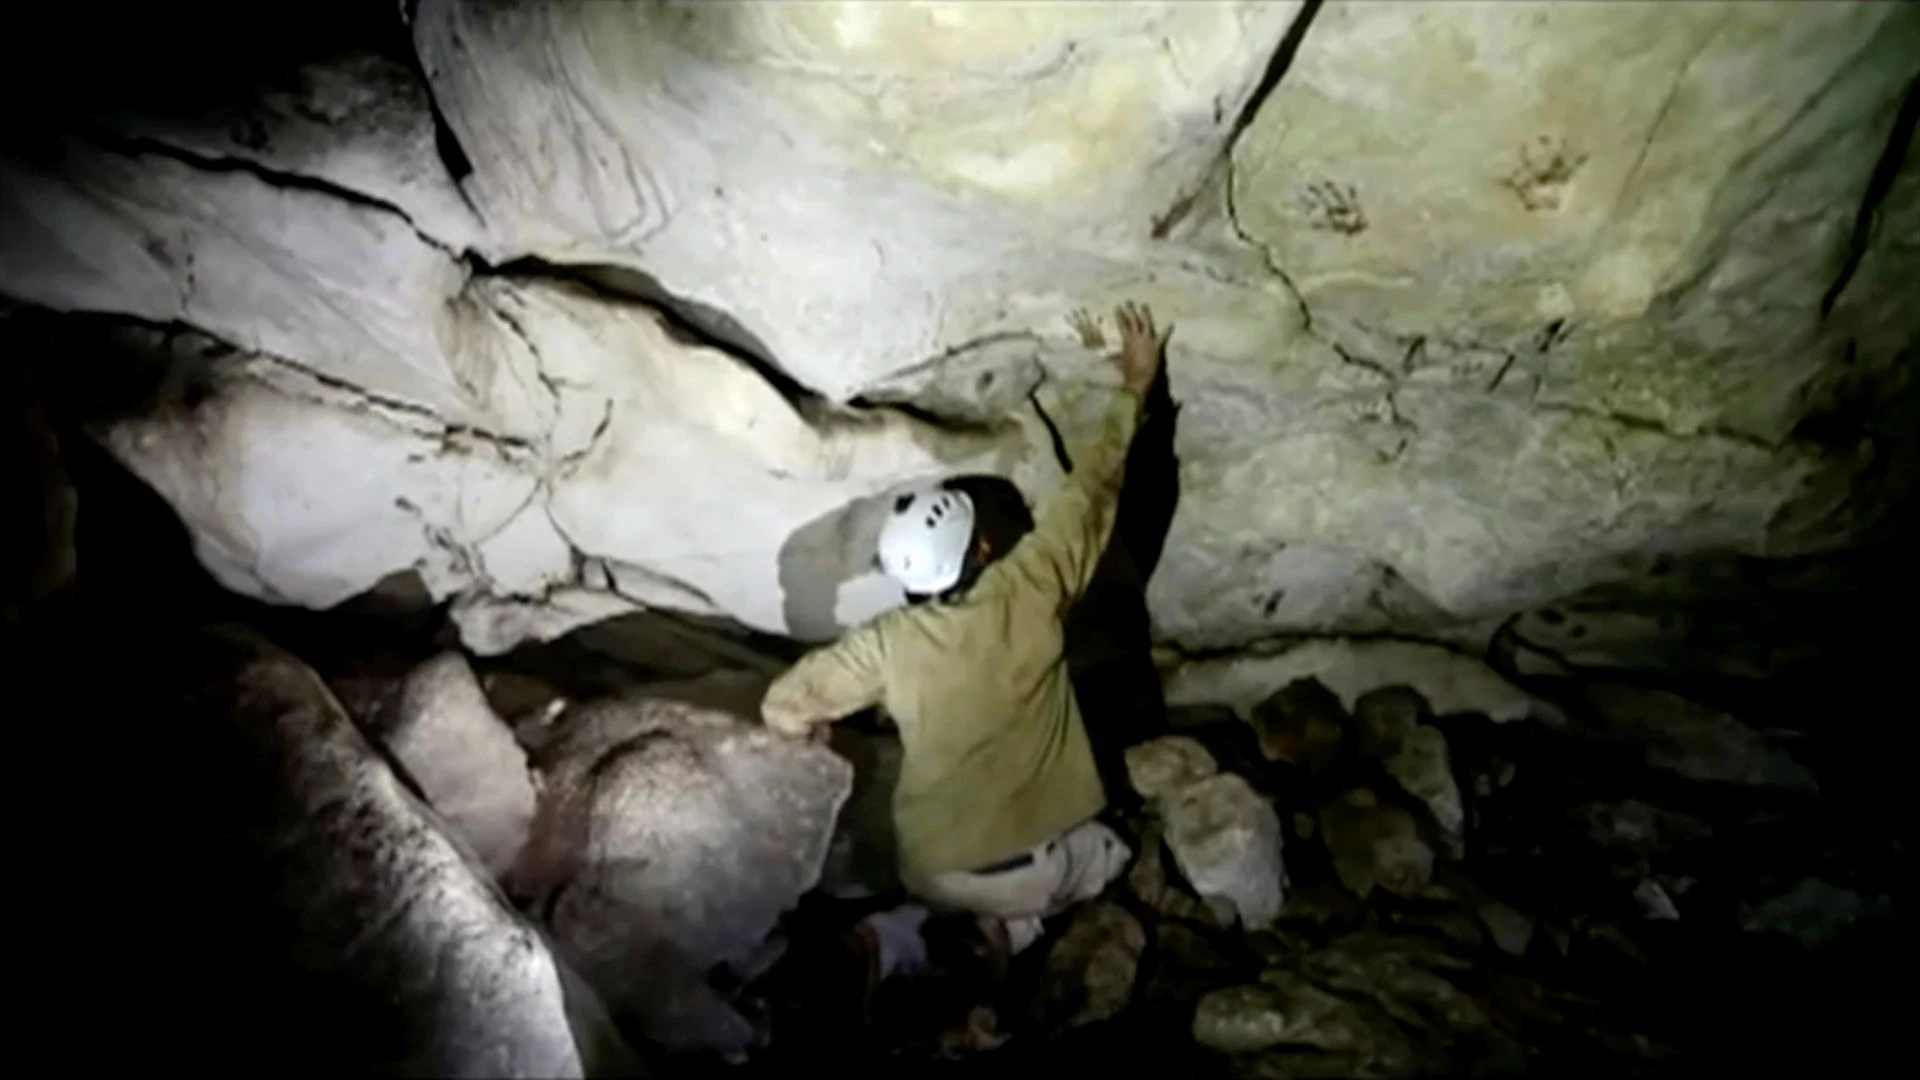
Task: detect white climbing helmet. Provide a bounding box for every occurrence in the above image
[876,486,975,596]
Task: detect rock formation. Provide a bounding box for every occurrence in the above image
[4,0,1912,669]
[4,2,1913,1075]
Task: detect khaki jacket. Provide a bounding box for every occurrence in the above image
[761,388,1144,889]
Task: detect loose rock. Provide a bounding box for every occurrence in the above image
[1740,878,1891,949]
[1318,788,1433,900]
[1382,725,1465,859]
[1194,974,1393,1059]
[378,651,538,879]
[1351,684,1429,759]
[1633,879,1680,922]
[1127,821,1223,926]
[1581,799,1714,856]
[1477,901,1537,957]
[522,694,853,1054]
[1031,900,1147,1032]
[1248,676,1349,773]
[1167,641,1563,727]
[1164,773,1288,930]
[1126,735,1221,801]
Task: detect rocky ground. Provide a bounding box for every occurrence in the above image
[728,673,1906,1078]
[40,586,1898,1077]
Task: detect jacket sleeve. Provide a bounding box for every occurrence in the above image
[998,388,1145,608]
[760,622,887,736]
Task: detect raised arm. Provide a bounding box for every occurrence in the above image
[1000,302,1170,607]
[760,621,887,737]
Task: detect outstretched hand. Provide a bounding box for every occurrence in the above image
[1112,300,1169,396]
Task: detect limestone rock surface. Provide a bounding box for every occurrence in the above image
[518,694,853,1054]
[375,651,538,878]
[2,0,1914,660]
[1162,772,1287,930]
[175,626,603,1076]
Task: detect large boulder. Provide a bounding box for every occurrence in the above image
[101,624,617,1076]
[514,694,854,1055]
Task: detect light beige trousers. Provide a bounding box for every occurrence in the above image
[916,820,1132,951]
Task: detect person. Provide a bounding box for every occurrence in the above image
[761,301,1172,952]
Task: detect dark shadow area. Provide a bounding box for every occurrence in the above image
[0,1,415,132]
[14,426,386,1071]
[775,490,895,644]
[1066,353,1182,813]
[1821,71,1920,319]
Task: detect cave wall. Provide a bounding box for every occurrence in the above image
[2,0,1914,661]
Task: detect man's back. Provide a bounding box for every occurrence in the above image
[760,302,1170,897]
[864,543,1106,890]
[760,385,1147,886]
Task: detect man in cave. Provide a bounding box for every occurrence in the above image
[760,300,1172,956]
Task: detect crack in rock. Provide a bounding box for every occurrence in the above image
[1530,400,1782,451]
[51,107,1033,474]
[1154,0,1326,239]
[484,295,564,423]
[490,258,820,411]
[555,400,615,472]
[1224,161,1315,335]
[77,127,467,259]
[1821,70,1920,319]
[246,348,536,458]
[1610,13,1732,222]
[1223,159,1415,464]
[868,330,1046,391]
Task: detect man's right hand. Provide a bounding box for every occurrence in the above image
[1112,301,1169,396]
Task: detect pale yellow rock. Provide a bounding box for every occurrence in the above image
[2,0,1912,663]
[1231,0,1917,440]
[1124,735,1220,802]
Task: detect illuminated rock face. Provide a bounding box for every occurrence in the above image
[2,0,1915,658]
